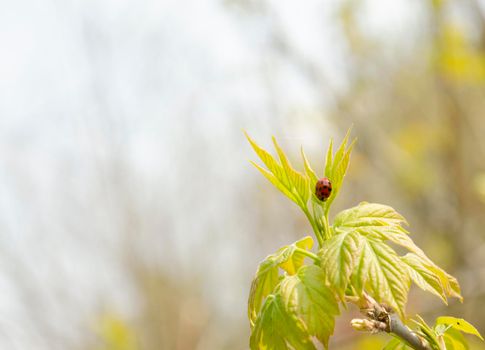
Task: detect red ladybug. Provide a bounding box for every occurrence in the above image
[315,177,332,201]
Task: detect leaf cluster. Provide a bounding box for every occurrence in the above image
[246,131,478,350]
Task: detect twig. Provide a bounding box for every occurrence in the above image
[388,314,430,350]
[349,293,432,350]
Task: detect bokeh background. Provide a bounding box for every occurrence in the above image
[1,0,485,349]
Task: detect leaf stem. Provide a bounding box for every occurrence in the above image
[322,214,331,240]
[302,207,324,248]
[294,247,321,263]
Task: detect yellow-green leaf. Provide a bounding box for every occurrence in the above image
[272,137,310,204]
[250,161,297,203]
[412,315,440,349]
[277,236,314,275]
[334,202,408,228]
[248,236,314,326]
[323,130,355,212]
[426,264,463,302]
[354,238,410,318]
[301,147,318,184]
[383,337,410,350]
[246,132,289,187]
[250,294,316,350]
[248,258,280,327]
[246,133,310,207]
[334,202,462,305]
[443,328,469,350]
[279,265,340,348]
[436,317,484,340]
[319,230,362,297]
[402,253,447,303]
[334,202,421,255]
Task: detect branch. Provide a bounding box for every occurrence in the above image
[388,314,431,350]
[349,293,432,350]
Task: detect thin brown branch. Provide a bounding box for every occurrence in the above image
[349,293,432,350]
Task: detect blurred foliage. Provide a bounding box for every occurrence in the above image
[95,314,138,350]
[436,25,485,83]
[15,0,484,349]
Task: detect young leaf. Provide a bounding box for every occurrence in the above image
[323,130,355,212]
[279,265,340,348]
[401,253,448,303]
[399,247,462,302]
[332,203,411,316]
[301,147,318,184]
[301,147,320,204]
[412,315,440,350]
[246,133,289,188]
[333,202,411,244]
[250,294,316,350]
[319,230,363,297]
[354,237,410,318]
[272,137,310,204]
[248,258,280,327]
[334,202,425,255]
[334,202,462,304]
[277,236,314,275]
[426,264,463,302]
[334,202,408,229]
[442,328,468,350]
[246,133,310,208]
[383,337,410,350]
[250,161,298,203]
[248,236,314,326]
[436,317,484,340]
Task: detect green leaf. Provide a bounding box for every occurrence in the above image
[334,202,462,304]
[248,237,314,326]
[319,230,362,297]
[272,137,310,204]
[323,130,355,212]
[280,265,340,348]
[330,128,352,184]
[412,315,440,350]
[353,238,410,318]
[427,265,463,302]
[321,226,410,317]
[245,133,310,208]
[250,294,316,350]
[250,161,298,203]
[436,317,484,340]
[401,253,447,303]
[334,202,408,229]
[248,258,280,327]
[301,147,318,184]
[331,140,354,198]
[383,337,410,350]
[332,203,412,317]
[301,147,320,204]
[246,133,289,188]
[333,203,414,252]
[443,328,469,350]
[277,236,314,275]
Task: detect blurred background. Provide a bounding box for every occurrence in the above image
[1,0,485,349]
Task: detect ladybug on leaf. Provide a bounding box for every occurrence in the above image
[315,177,332,201]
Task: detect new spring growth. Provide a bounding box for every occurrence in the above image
[351,318,387,333]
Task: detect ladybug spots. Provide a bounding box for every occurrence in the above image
[315,177,332,201]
